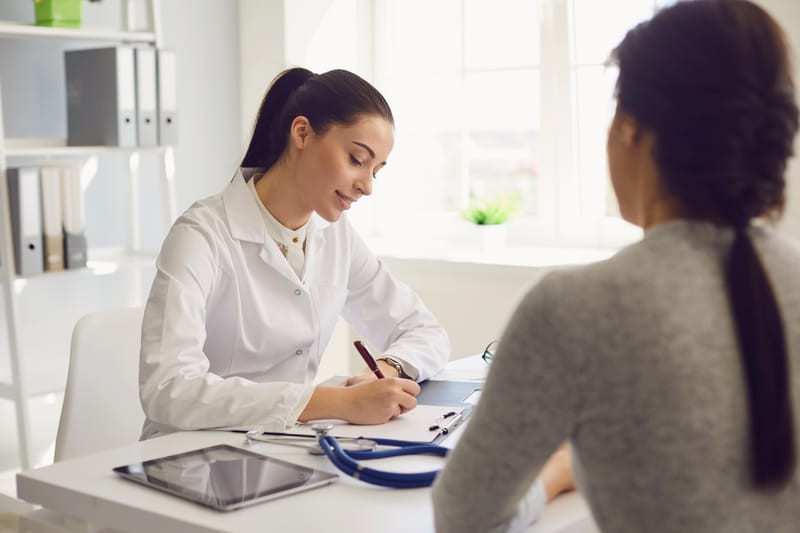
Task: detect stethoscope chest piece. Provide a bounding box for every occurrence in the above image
[243,425,377,455]
[309,423,335,455]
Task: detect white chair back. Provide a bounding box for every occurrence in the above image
[55,307,145,461]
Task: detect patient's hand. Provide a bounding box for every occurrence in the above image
[540,443,575,501]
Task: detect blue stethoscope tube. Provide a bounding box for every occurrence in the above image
[317,435,449,488]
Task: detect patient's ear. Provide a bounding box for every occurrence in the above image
[617,110,645,147]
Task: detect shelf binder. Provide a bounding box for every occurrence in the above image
[156,49,178,145]
[39,166,65,272]
[65,46,137,147]
[60,165,87,269]
[6,167,45,276]
[134,47,158,147]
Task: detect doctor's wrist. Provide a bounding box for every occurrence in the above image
[377,357,412,379]
[376,360,401,378]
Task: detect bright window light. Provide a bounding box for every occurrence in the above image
[368,0,664,247]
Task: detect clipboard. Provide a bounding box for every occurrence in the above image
[318,376,481,407]
[291,404,471,444]
[416,380,482,406]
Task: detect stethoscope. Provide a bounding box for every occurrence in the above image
[244,423,450,488]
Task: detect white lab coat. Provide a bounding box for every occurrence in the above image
[139,169,450,438]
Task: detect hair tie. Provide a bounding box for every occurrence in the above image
[297,71,317,89]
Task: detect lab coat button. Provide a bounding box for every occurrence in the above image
[295,349,303,356]
[294,288,301,295]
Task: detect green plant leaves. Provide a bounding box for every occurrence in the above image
[461,192,523,225]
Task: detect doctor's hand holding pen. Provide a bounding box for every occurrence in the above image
[299,376,420,425]
[345,339,408,385]
[297,340,422,425]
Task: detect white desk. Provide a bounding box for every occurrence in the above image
[17,357,598,533]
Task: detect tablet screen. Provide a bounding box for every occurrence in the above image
[113,444,337,511]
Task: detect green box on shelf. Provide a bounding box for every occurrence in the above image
[33,0,82,28]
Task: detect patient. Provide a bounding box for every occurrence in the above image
[433,1,800,531]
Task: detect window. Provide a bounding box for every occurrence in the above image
[368,0,671,248]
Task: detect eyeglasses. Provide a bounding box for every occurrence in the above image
[481,340,498,365]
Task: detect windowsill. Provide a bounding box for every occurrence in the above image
[366,236,619,268]
[357,212,640,269]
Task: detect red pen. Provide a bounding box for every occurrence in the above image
[354,340,385,379]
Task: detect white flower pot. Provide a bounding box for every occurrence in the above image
[477,224,507,254]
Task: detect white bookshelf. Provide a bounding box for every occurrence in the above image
[0,0,171,470]
[5,138,166,157]
[0,21,155,42]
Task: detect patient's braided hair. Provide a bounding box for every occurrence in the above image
[612,0,799,488]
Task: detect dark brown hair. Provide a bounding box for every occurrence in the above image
[241,68,394,171]
[612,0,799,488]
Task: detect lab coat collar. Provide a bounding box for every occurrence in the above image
[223,168,330,282]
[223,169,269,244]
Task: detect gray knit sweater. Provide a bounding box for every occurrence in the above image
[433,220,800,533]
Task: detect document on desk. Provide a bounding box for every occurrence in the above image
[318,376,481,407]
[292,404,469,444]
[416,380,482,406]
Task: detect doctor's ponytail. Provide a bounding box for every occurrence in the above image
[241,68,315,170]
[241,67,393,172]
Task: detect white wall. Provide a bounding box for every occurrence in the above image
[314,258,555,382]
[238,0,285,147]
[757,0,800,238]
[238,0,374,150]
[381,258,554,359]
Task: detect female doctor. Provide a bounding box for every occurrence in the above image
[138,67,450,438]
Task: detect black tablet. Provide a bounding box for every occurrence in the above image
[113,444,338,511]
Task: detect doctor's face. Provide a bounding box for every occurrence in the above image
[296,114,394,223]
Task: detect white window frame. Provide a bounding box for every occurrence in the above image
[365,0,663,249]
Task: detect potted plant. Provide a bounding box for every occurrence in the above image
[461,192,523,254]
